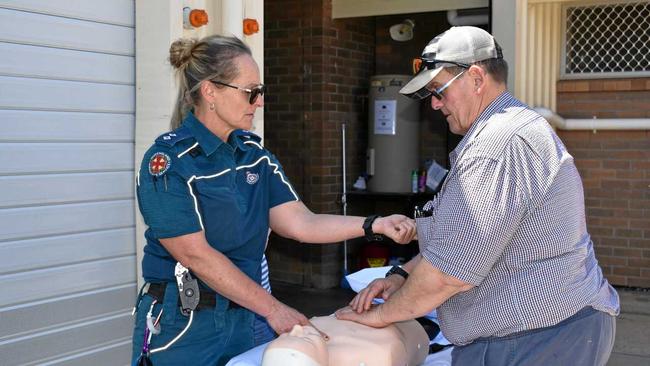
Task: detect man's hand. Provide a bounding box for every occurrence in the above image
[348,275,406,313]
[265,300,309,334]
[373,215,416,244]
[335,304,390,328]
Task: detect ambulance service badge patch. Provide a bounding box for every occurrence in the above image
[246,171,259,185]
[149,152,171,177]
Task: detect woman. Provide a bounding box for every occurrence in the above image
[131,35,416,366]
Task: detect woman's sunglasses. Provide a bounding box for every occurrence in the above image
[211,80,266,104]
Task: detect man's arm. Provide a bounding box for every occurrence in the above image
[269,200,416,244]
[337,258,474,327]
[349,254,422,312]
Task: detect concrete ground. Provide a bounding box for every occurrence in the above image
[272,283,650,366]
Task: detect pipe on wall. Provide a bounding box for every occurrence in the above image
[447,9,489,26]
[535,107,650,130]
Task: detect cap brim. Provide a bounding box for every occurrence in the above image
[399,67,443,99]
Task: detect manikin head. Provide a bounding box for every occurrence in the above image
[262,324,328,366]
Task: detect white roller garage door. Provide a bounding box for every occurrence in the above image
[0,1,136,365]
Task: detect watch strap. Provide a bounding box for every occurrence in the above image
[385,265,409,280]
[363,215,383,241]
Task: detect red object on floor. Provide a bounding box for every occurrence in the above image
[359,242,390,268]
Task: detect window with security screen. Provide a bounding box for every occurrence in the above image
[562,1,650,79]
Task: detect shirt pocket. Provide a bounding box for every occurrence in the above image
[193,181,240,251]
[415,215,435,253]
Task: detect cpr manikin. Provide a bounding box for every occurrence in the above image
[261,315,429,366]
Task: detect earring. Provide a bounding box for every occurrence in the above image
[209,102,215,111]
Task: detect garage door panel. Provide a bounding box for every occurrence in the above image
[0,42,134,84]
[0,284,134,340]
[0,257,136,307]
[0,313,133,366]
[0,0,134,26]
[0,7,133,55]
[0,143,134,175]
[39,340,132,366]
[0,200,135,242]
[0,110,134,142]
[0,76,134,113]
[0,1,136,364]
[0,172,134,208]
[0,228,135,275]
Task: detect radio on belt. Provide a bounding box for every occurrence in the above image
[175,262,200,316]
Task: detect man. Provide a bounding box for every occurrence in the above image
[336,26,619,366]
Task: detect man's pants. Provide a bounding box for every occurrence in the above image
[452,307,616,366]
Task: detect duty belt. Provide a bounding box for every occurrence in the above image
[144,283,242,311]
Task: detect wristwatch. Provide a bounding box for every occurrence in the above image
[385,265,409,280]
[363,215,383,241]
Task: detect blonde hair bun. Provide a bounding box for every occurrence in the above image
[169,38,199,69]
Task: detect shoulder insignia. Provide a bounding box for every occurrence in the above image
[238,129,262,143]
[155,127,193,147]
[149,152,171,176]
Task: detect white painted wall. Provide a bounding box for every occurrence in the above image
[0,1,136,365]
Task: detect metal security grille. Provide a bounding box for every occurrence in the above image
[562,1,650,79]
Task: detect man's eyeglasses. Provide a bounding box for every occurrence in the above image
[411,58,470,75]
[429,70,466,100]
[210,80,266,104]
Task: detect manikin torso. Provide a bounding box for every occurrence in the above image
[262,316,429,366]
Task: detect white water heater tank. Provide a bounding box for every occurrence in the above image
[367,75,420,193]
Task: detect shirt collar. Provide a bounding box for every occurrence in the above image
[229,129,255,151]
[182,112,225,156]
[449,91,515,165]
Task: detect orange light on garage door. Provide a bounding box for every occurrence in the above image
[243,18,259,35]
[189,9,209,28]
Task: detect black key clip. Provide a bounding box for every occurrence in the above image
[174,262,200,316]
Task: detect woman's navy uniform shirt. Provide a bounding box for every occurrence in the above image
[136,112,298,286]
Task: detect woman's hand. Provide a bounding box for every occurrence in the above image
[373,215,417,244]
[265,300,310,334]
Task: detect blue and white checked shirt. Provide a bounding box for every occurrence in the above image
[417,92,619,345]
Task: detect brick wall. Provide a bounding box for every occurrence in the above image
[264,0,375,288]
[557,78,650,288]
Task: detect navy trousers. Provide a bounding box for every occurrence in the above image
[131,282,254,366]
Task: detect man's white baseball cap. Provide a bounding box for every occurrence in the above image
[400,26,503,99]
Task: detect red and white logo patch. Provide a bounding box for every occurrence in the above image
[148,152,171,177]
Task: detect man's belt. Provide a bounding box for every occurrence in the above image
[145,282,242,310]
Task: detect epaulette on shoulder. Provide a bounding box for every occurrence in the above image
[238,129,262,143]
[155,126,193,147]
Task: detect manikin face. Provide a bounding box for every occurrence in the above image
[262,316,428,366]
[262,324,328,366]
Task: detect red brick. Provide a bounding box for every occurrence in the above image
[599,256,628,266]
[605,275,627,286]
[613,248,643,257]
[613,266,641,276]
[615,228,644,238]
[628,277,650,288]
[629,258,650,267]
[630,219,650,229]
[598,237,630,247]
[629,239,650,249]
